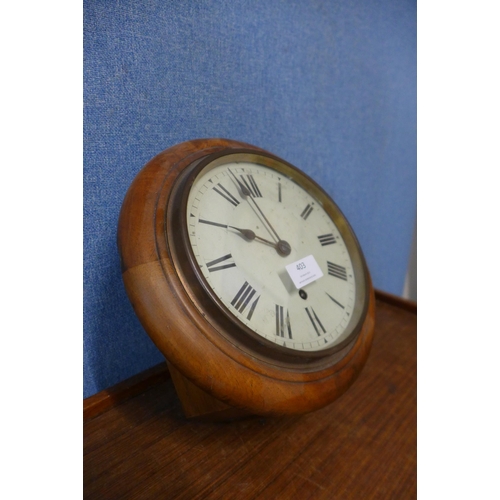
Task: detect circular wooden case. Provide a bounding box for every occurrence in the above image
[118,138,375,417]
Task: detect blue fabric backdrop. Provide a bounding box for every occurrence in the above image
[84,0,416,398]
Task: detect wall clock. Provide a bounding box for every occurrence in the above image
[118,138,375,420]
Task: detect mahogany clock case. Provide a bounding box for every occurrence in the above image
[118,138,375,416]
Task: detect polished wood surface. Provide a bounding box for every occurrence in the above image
[84,295,416,499]
[167,362,251,421]
[83,362,171,421]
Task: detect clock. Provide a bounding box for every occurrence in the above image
[118,138,375,420]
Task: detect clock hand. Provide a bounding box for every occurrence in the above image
[227,169,281,242]
[228,226,277,247]
[228,225,291,254]
[227,170,292,257]
[198,219,277,248]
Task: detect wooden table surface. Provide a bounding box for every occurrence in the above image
[84,293,416,499]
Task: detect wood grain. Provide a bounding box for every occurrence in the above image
[83,363,170,421]
[167,362,251,420]
[84,296,416,499]
[375,288,417,314]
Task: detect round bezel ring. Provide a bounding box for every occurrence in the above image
[164,149,370,368]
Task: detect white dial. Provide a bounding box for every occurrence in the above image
[186,157,358,352]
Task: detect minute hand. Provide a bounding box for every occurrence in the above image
[228,169,282,243]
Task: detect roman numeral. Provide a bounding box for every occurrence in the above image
[327,262,347,281]
[206,254,236,272]
[301,203,314,220]
[240,174,262,198]
[275,305,292,338]
[305,307,326,336]
[318,233,336,246]
[231,282,260,319]
[278,182,282,202]
[246,294,260,321]
[213,183,240,206]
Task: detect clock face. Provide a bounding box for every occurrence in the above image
[185,153,366,353]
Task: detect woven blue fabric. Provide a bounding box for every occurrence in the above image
[84,0,416,397]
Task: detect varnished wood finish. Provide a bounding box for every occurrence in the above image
[168,362,251,421]
[83,296,416,499]
[375,288,417,314]
[83,363,170,421]
[118,139,375,416]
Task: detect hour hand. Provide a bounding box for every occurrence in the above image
[198,219,276,247]
[228,226,276,247]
